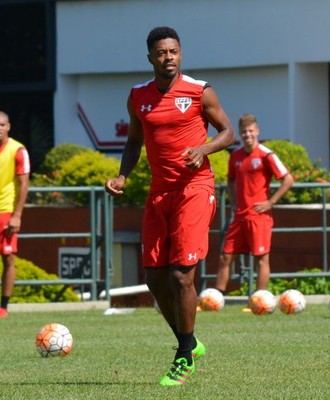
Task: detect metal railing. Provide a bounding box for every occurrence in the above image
[15,186,113,301]
[200,182,330,294]
[6,184,330,300]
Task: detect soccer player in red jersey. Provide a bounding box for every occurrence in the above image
[105,26,235,385]
[0,111,30,317]
[215,113,294,303]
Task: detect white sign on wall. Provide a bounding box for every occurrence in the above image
[58,247,92,279]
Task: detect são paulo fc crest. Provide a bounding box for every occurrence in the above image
[251,158,262,169]
[175,97,192,113]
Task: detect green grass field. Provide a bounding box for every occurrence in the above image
[0,304,329,400]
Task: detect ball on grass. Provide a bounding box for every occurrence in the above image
[249,290,276,315]
[278,289,306,314]
[35,323,73,357]
[198,288,225,311]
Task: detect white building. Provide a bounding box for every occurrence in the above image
[55,0,330,167]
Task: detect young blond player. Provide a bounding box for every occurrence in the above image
[216,113,294,301]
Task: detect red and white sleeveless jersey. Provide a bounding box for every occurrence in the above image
[228,144,289,218]
[130,73,215,192]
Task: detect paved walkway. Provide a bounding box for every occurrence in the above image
[7,295,330,313]
[8,301,109,313]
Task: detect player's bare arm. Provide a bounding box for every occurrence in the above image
[105,96,144,196]
[201,87,236,152]
[254,173,295,213]
[182,87,235,169]
[5,173,29,238]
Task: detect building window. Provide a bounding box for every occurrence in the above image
[0,0,55,91]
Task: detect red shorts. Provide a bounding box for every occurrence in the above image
[223,215,273,256]
[142,186,216,267]
[0,213,17,255]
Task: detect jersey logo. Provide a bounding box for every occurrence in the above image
[140,104,152,112]
[188,252,197,261]
[251,158,261,169]
[175,97,192,113]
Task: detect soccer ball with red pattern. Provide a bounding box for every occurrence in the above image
[278,289,306,314]
[36,323,73,357]
[249,290,276,315]
[198,288,225,311]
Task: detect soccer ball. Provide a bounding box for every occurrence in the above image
[198,288,225,311]
[249,290,276,315]
[278,289,306,314]
[36,323,73,357]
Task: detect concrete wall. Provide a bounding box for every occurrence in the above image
[55,0,330,166]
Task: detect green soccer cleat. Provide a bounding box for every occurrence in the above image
[192,338,206,361]
[159,357,195,386]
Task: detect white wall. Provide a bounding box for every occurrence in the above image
[198,66,289,141]
[292,63,329,165]
[55,0,330,167]
[57,0,330,73]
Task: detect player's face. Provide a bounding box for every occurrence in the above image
[0,114,10,145]
[148,38,182,79]
[240,123,259,151]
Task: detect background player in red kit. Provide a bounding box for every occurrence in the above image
[105,26,235,385]
[0,111,30,317]
[215,113,294,303]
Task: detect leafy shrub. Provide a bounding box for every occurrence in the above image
[41,143,91,173]
[57,150,120,205]
[29,139,330,206]
[263,140,330,203]
[30,143,91,205]
[208,148,230,184]
[267,268,330,295]
[229,268,330,295]
[121,146,151,206]
[0,257,80,303]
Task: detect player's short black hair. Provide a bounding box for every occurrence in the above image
[147,26,181,51]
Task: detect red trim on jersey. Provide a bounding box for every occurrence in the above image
[15,147,30,175]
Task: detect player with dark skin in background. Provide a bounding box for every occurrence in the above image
[0,111,30,317]
[105,27,235,386]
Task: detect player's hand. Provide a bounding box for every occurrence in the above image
[105,176,125,196]
[254,200,272,213]
[4,215,21,238]
[181,147,204,170]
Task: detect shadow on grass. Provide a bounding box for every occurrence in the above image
[2,381,157,386]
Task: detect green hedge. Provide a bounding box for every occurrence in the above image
[264,140,330,204]
[0,257,80,303]
[30,140,330,206]
[229,268,330,296]
[41,142,90,173]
